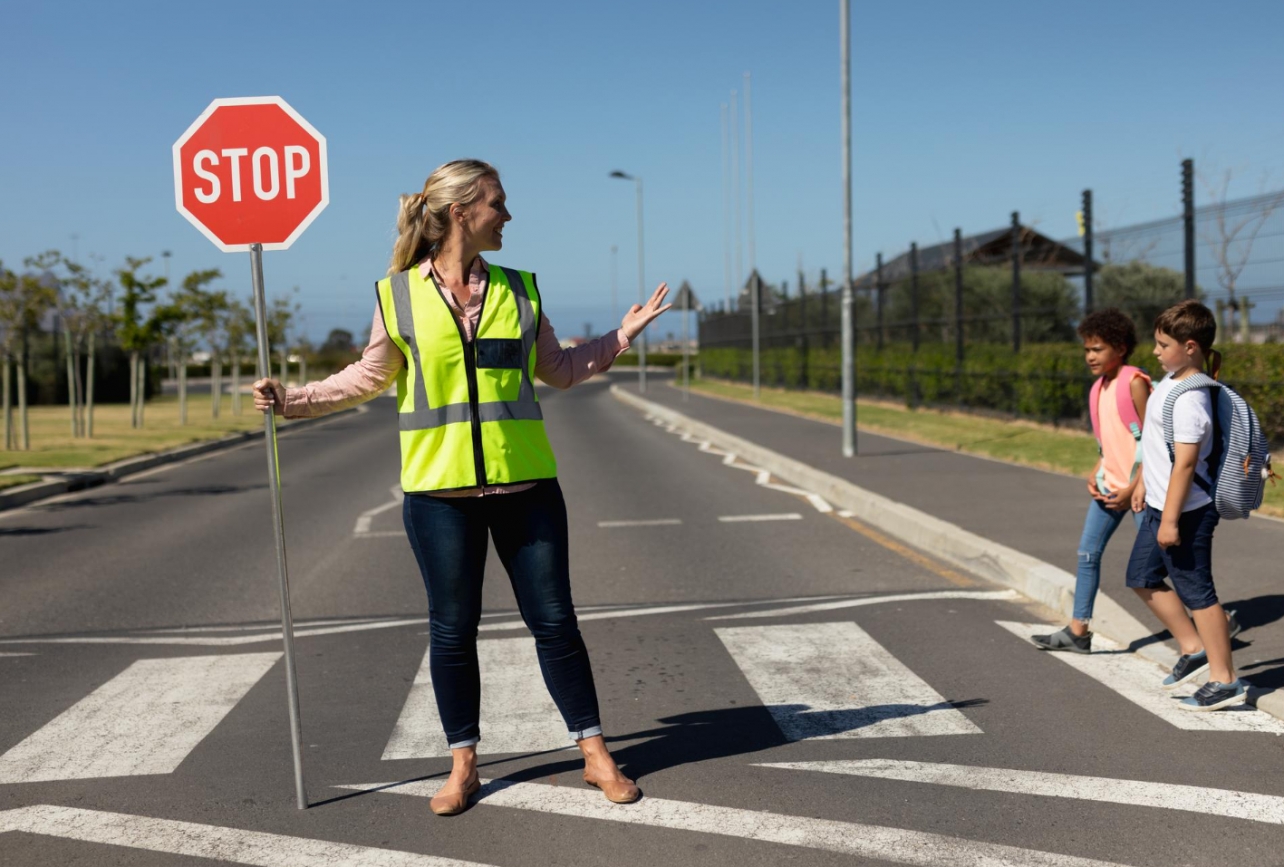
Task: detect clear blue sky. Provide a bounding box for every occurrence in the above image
[4,0,1283,344]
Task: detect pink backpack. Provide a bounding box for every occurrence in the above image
[1088,365,1151,492]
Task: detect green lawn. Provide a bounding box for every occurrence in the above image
[684,377,1284,519]
[1,394,267,476]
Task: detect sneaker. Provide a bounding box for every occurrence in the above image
[1179,679,1247,712]
[1226,609,1243,640]
[1162,651,1209,690]
[1030,625,1092,653]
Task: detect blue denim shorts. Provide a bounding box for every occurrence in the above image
[1125,504,1220,610]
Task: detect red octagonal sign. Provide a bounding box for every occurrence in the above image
[173,96,328,252]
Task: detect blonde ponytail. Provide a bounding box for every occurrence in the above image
[387,160,499,276]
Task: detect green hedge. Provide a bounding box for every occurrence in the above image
[700,342,1284,441]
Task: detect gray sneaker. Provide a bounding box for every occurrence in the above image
[1162,650,1209,690]
[1179,679,1247,712]
[1031,625,1092,653]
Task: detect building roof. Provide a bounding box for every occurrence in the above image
[853,225,1094,289]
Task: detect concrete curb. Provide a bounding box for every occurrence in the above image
[611,384,1284,723]
[0,408,359,514]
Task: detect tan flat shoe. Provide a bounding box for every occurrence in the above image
[583,773,641,804]
[430,776,481,816]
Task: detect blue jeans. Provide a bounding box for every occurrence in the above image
[402,479,603,749]
[1072,499,1143,621]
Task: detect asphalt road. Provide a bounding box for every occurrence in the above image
[3,372,1284,866]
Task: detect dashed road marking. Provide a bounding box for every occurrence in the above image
[597,518,683,527]
[717,513,803,523]
[705,588,1019,620]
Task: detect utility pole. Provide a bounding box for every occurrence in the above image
[744,71,756,273]
[721,103,731,310]
[1011,211,1022,354]
[840,0,855,457]
[1182,159,1196,299]
[1082,189,1094,313]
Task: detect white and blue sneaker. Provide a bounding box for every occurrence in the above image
[1179,679,1248,712]
[1161,651,1209,690]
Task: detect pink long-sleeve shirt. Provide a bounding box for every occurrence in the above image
[283,256,630,496]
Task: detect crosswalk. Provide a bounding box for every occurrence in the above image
[2,608,1281,786]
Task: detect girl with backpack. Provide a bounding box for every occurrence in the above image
[1032,309,1150,653]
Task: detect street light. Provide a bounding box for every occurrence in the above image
[609,170,647,392]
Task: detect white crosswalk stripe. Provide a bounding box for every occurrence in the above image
[343,777,1134,867]
[0,652,280,783]
[758,759,1284,825]
[0,804,494,866]
[715,621,981,739]
[382,638,568,759]
[996,621,1284,733]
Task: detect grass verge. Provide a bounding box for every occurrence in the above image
[685,377,1284,519]
[1,394,265,473]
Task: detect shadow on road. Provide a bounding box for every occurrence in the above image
[34,483,266,511]
[0,525,92,536]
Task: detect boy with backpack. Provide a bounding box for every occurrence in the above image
[1033,309,1150,653]
[1127,299,1273,711]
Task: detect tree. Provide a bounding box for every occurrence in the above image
[1198,167,1284,342]
[883,266,1079,346]
[266,289,300,383]
[1095,261,1201,336]
[59,255,113,438]
[163,269,223,424]
[114,257,169,429]
[224,299,254,415]
[0,255,57,449]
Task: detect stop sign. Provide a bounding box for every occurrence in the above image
[172,96,328,252]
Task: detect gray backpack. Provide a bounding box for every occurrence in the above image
[1162,372,1277,520]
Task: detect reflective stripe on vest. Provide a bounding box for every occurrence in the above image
[377,264,557,492]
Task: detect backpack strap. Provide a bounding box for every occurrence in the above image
[1115,365,1150,439]
[1088,374,1105,453]
[1161,372,1220,493]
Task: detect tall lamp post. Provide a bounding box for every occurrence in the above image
[839,0,855,457]
[610,170,647,392]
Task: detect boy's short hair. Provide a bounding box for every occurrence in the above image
[1154,299,1217,351]
[1077,307,1138,360]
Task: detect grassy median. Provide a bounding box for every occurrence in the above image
[0,394,266,489]
[683,377,1284,519]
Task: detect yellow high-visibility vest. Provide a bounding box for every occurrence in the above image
[376,264,557,493]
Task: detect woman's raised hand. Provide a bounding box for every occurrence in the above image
[620,282,673,341]
[253,378,286,415]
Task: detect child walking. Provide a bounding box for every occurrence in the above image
[1127,300,1244,711]
[1032,309,1149,653]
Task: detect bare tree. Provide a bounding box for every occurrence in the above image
[1198,166,1284,342]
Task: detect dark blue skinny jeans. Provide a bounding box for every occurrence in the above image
[402,479,602,749]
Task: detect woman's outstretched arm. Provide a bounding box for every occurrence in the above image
[535,282,671,389]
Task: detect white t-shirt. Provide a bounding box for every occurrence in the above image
[1141,373,1214,512]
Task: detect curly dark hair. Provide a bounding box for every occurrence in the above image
[1077,307,1138,361]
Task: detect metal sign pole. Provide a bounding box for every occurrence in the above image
[682,291,690,402]
[249,243,308,810]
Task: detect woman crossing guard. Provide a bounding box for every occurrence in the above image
[254,160,670,814]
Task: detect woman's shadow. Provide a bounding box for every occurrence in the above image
[505,697,989,783]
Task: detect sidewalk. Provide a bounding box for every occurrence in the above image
[620,376,1284,700]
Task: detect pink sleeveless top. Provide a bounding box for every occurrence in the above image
[1097,371,1150,493]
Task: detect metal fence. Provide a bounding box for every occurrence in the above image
[699,164,1284,424]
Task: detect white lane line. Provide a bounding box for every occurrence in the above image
[0,804,491,866]
[474,596,855,632]
[382,637,566,759]
[343,778,1132,867]
[715,621,981,739]
[353,486,405,535]
[0,652,280,782]
[0,617,429,647]
[717,513,803,523]
[706,589,1020,621]
[0,652,33,657]
[597,518,683,528]
[145,616,388,634]
[995,621,1284,733]
[756,759,1284,826]
[354,530,406,538]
